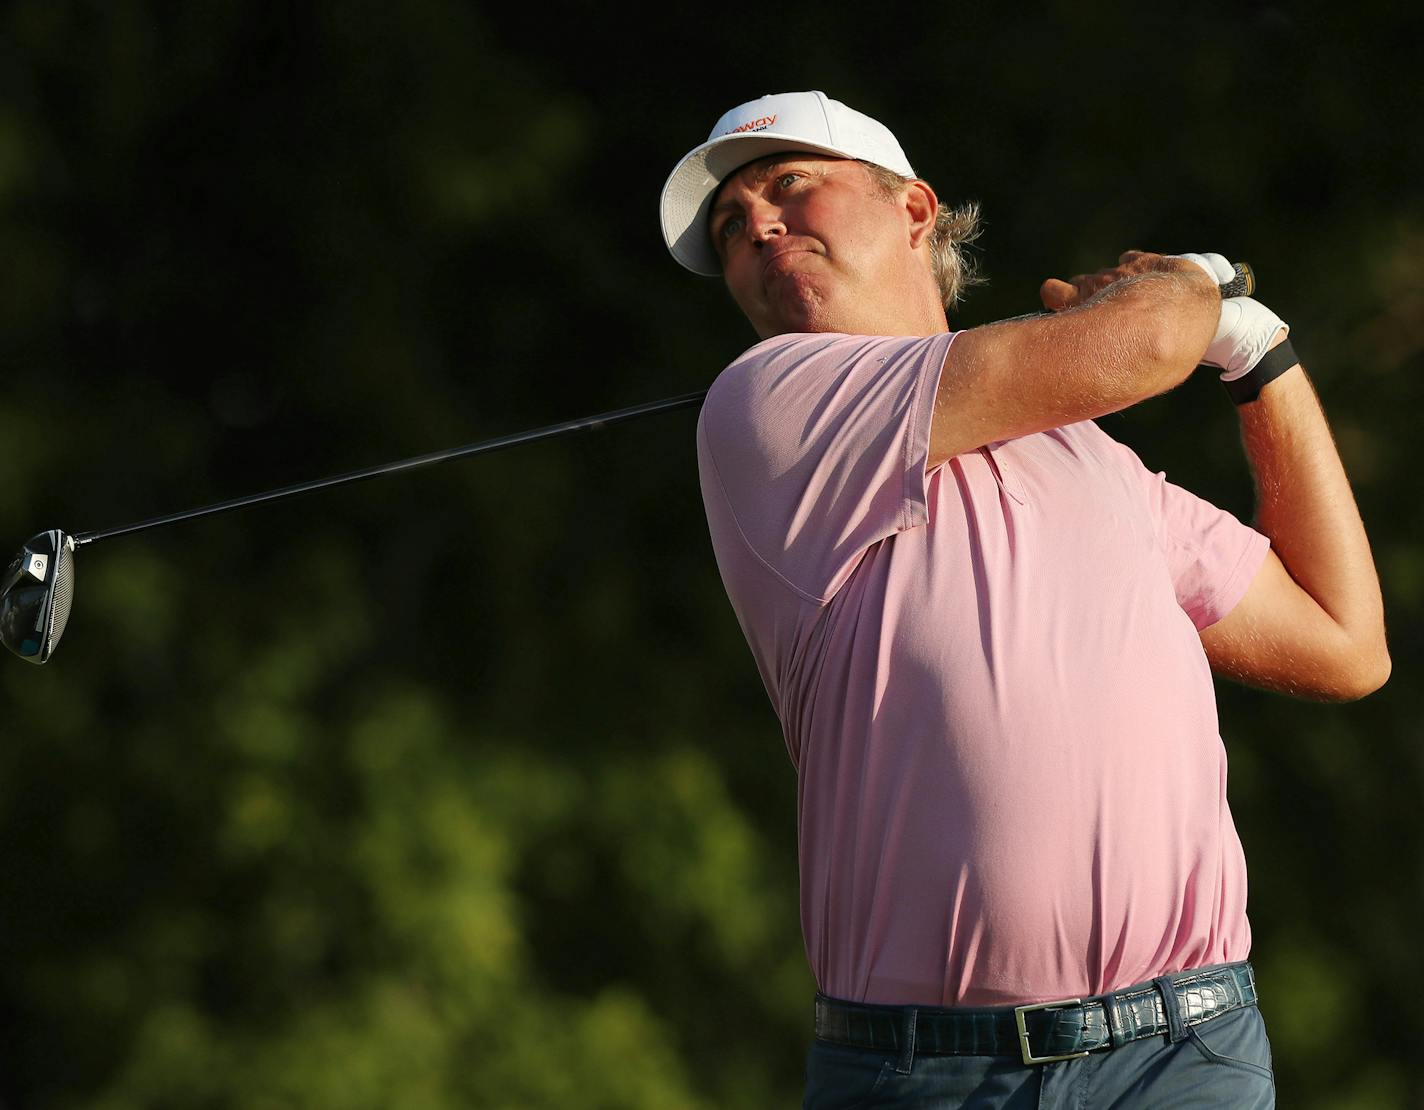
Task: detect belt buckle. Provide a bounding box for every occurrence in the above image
[1014,998,1091,1065]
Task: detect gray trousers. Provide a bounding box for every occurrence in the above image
[804,1004,1274,1108]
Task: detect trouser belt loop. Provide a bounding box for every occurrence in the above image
[895,1007,918,1074]
[1104,993,1131,1049]
[1153,975,1188,1044]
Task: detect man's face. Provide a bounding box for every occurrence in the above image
[708,153,919,339]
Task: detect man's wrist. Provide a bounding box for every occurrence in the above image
[1203,300,1289,382]
[1223,333,1299,404]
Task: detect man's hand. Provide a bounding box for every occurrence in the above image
[1039,251,1213,312]
[1201,297,1288,381]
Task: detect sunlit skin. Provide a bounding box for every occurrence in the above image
[708,154,947,340]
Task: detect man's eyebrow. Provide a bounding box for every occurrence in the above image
[709,195,742,221]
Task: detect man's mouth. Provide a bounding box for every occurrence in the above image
[761,246,816,278]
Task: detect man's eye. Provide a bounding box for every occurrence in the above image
[775,172,800,189]
[719,216,744,240]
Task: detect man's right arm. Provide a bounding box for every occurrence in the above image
[929,253,1219,468]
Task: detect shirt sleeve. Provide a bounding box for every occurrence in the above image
[1103,434,1271,630]
[697,331,954,605]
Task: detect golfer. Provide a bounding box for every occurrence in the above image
[661,92,1389,1107]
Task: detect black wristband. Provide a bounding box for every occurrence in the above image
[1221,338,1300,405]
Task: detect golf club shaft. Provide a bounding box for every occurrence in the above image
[70,266,1255,549]
[73,390,710,547]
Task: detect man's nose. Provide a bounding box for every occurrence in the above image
[745,203,786,245]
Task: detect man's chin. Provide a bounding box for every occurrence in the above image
[760,279,839,335]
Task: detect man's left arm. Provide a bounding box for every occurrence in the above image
[1199,331,1391,701]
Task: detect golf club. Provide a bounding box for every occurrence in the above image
[2,261,1255,666]
[2,390,707,664]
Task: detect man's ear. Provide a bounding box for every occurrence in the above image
[904,180,938,250]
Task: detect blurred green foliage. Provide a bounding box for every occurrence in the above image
[0,2,1419,1107]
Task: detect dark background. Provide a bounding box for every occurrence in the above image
[2,2,1420,1106]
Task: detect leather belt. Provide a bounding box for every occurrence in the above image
[815,961,1258,1066]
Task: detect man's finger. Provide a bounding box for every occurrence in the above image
[1040,278,1078,311]
[1080,272,1115,298]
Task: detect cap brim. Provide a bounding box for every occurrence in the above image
[660,133,880,277]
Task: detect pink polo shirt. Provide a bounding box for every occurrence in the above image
[696,331,1270,1007]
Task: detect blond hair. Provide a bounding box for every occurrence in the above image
[861,162,984,310]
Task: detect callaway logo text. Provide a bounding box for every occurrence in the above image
[723,114,778,135]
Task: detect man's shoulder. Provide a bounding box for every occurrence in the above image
[701,331,957,483]
[706,333,851,419]
[715,331,952,394]
[718,331,852,378]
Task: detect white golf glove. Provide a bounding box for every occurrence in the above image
[1171,253,1288,380]
[1205,297,1290,381]
[1174,251,1237,289]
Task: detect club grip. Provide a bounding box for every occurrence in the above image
[1219,262,1254,299]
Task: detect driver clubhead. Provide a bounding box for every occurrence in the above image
[1,530,76,664]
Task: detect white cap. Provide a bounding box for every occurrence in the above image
[660,91,916,276]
